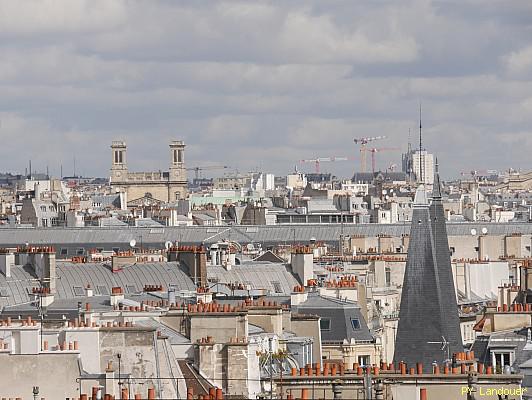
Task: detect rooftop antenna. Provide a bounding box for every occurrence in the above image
[427,336,451,365]
[73,155,76,177]
[29,160,32,179]
[419,103,423,184]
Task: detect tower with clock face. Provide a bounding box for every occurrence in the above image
[110,141,128,183]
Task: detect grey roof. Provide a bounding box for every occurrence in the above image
[394,180,464,372]
[207,263,300,294]
[474,329,532,373]
[0,222,532,249]
[135,218,164,227]
[295,293,373,343]
[136,318,191,345]
[91,194,121,209]
[99,217,128,227]
[0,261,195,307]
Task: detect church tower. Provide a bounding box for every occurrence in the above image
[393,162,463,371]
[110,141,127,183]
[169,140,187,200]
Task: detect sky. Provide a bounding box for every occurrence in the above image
[0,0,531,180]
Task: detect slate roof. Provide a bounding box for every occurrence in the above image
[207,262,301,295]
[394,169,464,372]
[136,318,191,345]
[294,293,373,343]
[473,328,532,373]
[1,222,532,250]
[91,194,121,209]
[0,261,196,308]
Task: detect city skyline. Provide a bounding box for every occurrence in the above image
[0,1,531,178]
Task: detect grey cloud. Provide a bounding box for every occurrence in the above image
[0,0,530,179]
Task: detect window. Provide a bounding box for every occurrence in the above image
[271,281,282,294]
[492,351,512,369]
[76,248,85,255]
[73,286,85,296]
[96,248,104,253]
[351,318,361,330]
[60,248,68,256]
[244,281,253,289]
[0,287,9,297]
[358,355,370,366]
[112,247,120,254]
[97,286,109,295]
[320,318,331,331]
[126,285,137,294]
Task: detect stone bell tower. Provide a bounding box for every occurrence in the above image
[169,140,187,200]
[110,141,127,183]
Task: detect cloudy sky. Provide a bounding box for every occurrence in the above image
[0,0,531,180]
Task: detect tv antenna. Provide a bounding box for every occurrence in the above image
[427,335,451,364]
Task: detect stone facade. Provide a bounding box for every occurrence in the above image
[110,140,188,203]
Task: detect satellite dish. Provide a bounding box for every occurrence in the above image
[165,241,173,250]
[382,189,387,195]
[129,239,137,248]
[481,227,488,235]
[87,208,93,215]
[470,229,477,236]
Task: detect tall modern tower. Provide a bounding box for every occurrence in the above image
[394,163,463,371]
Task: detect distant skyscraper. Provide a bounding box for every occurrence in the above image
[402,149,434,185]
[393,164,463,371]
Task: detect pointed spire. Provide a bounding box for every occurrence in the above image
[419,103,423,183]
[433,157,442,200]
[395,156,463,371]
[413,185,429,208]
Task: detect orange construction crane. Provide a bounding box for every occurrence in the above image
[186,165,229,180]
[299,157,349,173]
[364,147,400,174]
[353,136,386,172]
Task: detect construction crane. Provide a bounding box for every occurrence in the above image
[353,136,386,172]
[364,147,400,174]
[186,165,229,180]
[299,157,349,173]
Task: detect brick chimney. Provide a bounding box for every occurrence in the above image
[110,287,124,306]
[174,246,207,286]
[25,247,57,294]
